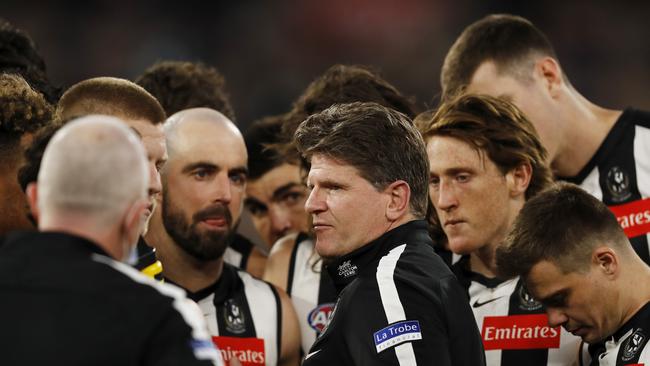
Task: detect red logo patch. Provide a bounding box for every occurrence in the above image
[308,303,335,334]
[609,198,650,238]
[212,336,265,366]
[482,314,560,350]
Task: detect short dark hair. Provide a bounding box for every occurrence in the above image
[441,14,559,100]
[284,64,418,138]
[0,19,61,103]
[244,114,290,180]
[294,102,429,218]
[57,77,166,124]
[0,73,54,164]
[135,60,235,121]
[496,183,631,278]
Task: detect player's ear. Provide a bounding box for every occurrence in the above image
[26,182,40,224]
[505,162,532,199]
[592,246,619,279]
[122,198,148,246]
[535,57,563,98]
[385,180,411,221]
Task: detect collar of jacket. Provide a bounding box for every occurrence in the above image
[325,219,429,294]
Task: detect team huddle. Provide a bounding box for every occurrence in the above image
[1,13,650,366]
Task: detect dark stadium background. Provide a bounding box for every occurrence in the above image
[4,0,649,247]
[4,0,649,128]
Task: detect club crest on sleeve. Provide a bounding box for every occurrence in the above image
[373,320,422,353]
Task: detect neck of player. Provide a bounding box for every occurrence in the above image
[552,92,621,178]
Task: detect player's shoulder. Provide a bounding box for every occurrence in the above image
[92,254,188,308]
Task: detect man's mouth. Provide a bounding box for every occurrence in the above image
[566,326,586,337]
[312,221,332,231]
[201,217,228,228]
[444,219,464,227]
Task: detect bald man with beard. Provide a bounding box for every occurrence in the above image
[145,108,301,366]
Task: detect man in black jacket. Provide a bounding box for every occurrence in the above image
[0,115,222,366]
[294,102,485,365]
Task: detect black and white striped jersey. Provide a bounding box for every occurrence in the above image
[284,233,337,355]
[223,233,254,270]
[452,257,583,366]
[303,220,485,366]
[561,109,650,264]
[0,231,222,366]
[584,302,650,365]
[169,263,282,366]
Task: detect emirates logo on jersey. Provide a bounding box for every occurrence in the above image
[307,303,336,334]
[482,314,560,350]
[337,260,358,278]
[212,336,265,366]
[609,198,650,238]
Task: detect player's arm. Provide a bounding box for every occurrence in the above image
[277,285,301,366]
[263,233,298,291]
[245,246,267,278]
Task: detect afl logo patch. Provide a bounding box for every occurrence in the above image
[622,329,646,362]
[606,166,632,202]
[308,303,336,334]
[518,285,542,311]
[223,299,246,334]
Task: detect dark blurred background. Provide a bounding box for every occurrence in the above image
[4,0,650,129]
[3,0,649,248]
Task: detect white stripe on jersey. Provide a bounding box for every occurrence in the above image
[198,293,221,336]
[288,237,323,355]
[634,125,650,253]
[240,270,279,366]
[634,125,650,198]
[469,277,518,366]
[91,254,223,366]
[223,247,244,268]
[376,244,417,366]
[580,168,602,200]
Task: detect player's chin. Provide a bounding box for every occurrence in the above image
[315,239,338,260]
[447,237,477,255]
